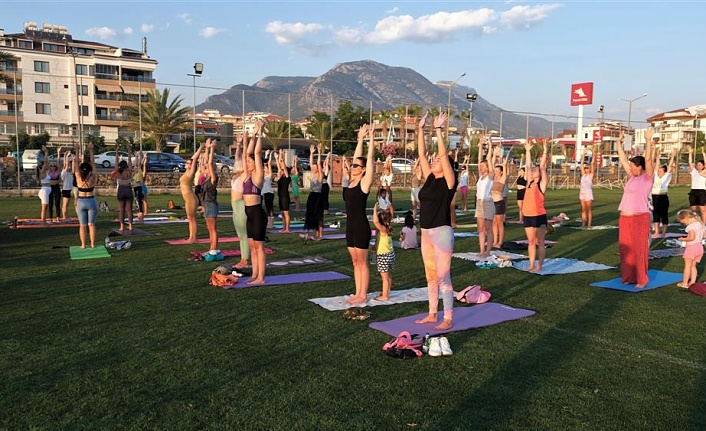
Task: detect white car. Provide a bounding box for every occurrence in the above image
[94,151,129,168]
[390,158,415,173]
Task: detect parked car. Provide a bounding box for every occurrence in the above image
[390,157,415,173]
[144,151,186,172]
[94,151,129,168]
[296,157,310,171]
[21,149,43,171]
[213,154,234,174]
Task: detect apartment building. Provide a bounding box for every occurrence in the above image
[0,22,157,148]
[646,105,706,155]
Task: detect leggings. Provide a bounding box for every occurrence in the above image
[76,197,98,225]
[49,185,61,219]
[652,194,669,225]
[134,186,145,213]
[264,192,274,216]
[420,225,455,320]
[619,213,650,286]
[231,199,250,260]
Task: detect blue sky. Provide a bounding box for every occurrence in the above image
[4,1,706,126]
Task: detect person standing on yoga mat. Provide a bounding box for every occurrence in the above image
[60,148,75,220]
[414,112,456,331]
[343,123,375,304]
[521,139,549,272]
[475,136,495,258]
[113,144,134,233]
[651,148,675,238]
[491,148,509,248]
[291,158,301,212]
[303,145,324,240]
[47,152,62,223]
[262,150,275,229]
[515,165,527,224]
[616,127,654,288]
[275,149,292,233]
[244,122,268,284]
[686,144,706,224]
[74,142,98,248]
[201,138,222,261]
[230,134,250,268]
[180,144,204,244]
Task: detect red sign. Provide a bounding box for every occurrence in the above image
[592,129,603,143]
[570,82,594,106]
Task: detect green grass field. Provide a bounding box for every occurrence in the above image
[1,186,706,430]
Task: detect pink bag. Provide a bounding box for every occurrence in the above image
[455,285,491,304]
[688,282,706,297]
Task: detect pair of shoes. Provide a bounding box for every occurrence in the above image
[427,336,453,357]
[215,252,224,261]
[204,253,217,262]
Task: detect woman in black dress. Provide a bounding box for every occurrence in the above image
[275,149,292,232]
[344,124,375,305]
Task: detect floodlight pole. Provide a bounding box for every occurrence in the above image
[188,62,203,153]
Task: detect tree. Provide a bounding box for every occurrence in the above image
[333,100,369,155]
[307,119,332,151]
[265,120,291,150]
[10,131,51,150]
[0,50,14,84]
[123,88,191,152]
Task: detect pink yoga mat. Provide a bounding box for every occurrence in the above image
[513,239,557,245]
[222,271,349,289]
[190,248,274,260]
[369,303,536,337]
[166,236,240,245]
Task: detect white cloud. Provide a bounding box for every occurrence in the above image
[178,13,193,24]
[85,26,117,40]
[386,7,399,14]
[499,4,562,30]
[141,24,154,33]
[265,21,326,46]
[200,26,228,38]
[123,27,133,35]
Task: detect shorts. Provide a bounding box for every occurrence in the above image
[684,243,704,262]
[76,196,98,225]
[61,190,72,199]
[517,189,526,201]
[475,199,495,220]
[493,199,506,215]
[579,191,594,201]
[523,214,548,228]
[38,186,51,205]
[117,185,133,202]
[203,201,219,218]
[245,203,268,241]
[689,189,706,207]
[142,185,148,196]
[459,185,468,197]
[376,251,395,273]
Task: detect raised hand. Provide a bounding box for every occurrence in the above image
[357,124,369,140]
[433,112,448,129]
[418,112,428,129]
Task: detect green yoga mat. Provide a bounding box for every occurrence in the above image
[69,246,111,260]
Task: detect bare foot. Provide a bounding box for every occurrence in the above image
[635,283,646,289]
[279,229,290,233]
[374,295,389,301]
[80,245,86,249]
[435,319,453,331]
[530,266,542,273]
[347,296,368,305]
[676,282,690,289]
[246,278,265,285]
[185,239,196,244]
[415,314,438,324]
[235,260,249,269]
[527,265,536,272]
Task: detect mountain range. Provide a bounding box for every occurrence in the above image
[196,60,573,139]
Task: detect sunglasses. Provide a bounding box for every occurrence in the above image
[351,163,363,168]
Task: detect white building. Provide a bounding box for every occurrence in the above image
[0,22,157,148]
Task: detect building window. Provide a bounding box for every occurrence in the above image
[77,85,88,96]
[80,105,89,117]
[33,124,47,134]
[43,43,63,52]
[34,61,50,73]
[36,103,51,115]
[18,40,33,49]
[35,82,50,93]
[76,64,89,76]
[59,125,70,135]
[65,105,70,109]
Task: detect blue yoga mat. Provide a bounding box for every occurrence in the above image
[222,271,350,289]
[590,269,682,292]
[369,302,536,337]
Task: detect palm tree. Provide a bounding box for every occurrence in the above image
[376,110,392,144]
[0,51,15,83]
[123,88,191,152]
[427,106,442,151]
[265,120,291,151]
[307,120,331,151]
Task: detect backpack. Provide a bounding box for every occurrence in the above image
[382,331,424,359]
[688,282,706,297]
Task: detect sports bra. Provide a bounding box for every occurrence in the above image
[243,176,261,195]
[77,186,95,193]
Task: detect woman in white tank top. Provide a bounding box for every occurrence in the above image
[579,153,596,229]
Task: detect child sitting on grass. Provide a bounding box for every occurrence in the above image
[373,202,395,300]
[676,209,704,288]
[399,213,418,249]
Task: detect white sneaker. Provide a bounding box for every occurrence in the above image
[439,337,453,356]
[427,337,442,357]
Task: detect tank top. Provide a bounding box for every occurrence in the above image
[201,176,218,203]
[459,172,469,188]
[517,176,527,189]
[652,172,672,195]
[418,175,453,229]
[411,174,422,188]
[310,178,322,193]
[522,179,546,217]
[580,174,593,194]
[377,233,393,254]
[491,180,504,202]
[132,171,143,185]
[231,176,244,194]
[476,175,492,200]
[40,173,52,186]
[262,174,273,194]
[277,175,291,196]
[344,182,370,233]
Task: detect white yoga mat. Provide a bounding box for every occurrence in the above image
[512,258,614,275]
[453,251,527,261]
[454,232,478,238]
[570,225,618,230]
[309,287,430,311]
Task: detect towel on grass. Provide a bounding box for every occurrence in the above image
[453,251,527,261]
[309,287,430,311]
[512,258,614,275]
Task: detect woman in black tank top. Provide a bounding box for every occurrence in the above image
[414,112,456,331]
[343,124,375,305]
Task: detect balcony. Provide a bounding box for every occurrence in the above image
[0,110,23,117]
[0,88,22,95]
[96,114,127,121]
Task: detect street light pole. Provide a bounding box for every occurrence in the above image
[619,93,648,140]
[188,63,203,153]
[442,72,466,142]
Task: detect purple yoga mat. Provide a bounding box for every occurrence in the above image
[269,228,339,234]
[368,302,536,337]
[222,271,350,289]
[166,236,240,245]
